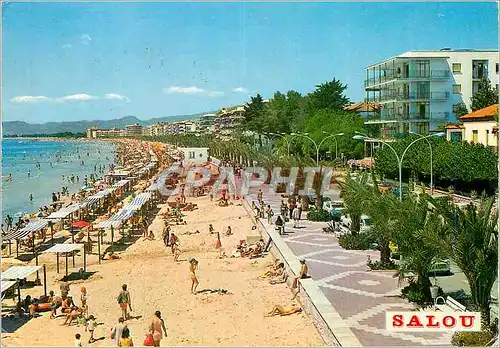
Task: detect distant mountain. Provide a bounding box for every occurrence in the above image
[2,112,212,135]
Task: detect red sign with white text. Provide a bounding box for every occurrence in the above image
[386,312,481,332]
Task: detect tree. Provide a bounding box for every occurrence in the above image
[432,195,498,326]
[452,102,469,121]
[392,195,448,293]
[242,94,267,146]
[339,172,371,235]
[306,78,351,114]
[471,78,499,111]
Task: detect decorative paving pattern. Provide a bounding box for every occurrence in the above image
[244,186,453,346]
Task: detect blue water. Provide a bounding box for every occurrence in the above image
[1,139,116,222]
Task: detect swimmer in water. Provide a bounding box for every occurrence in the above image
[29,194,33,202]
[28,170,31,178]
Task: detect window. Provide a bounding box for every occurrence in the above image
[486,130,490,146]
[472,130,478,143]
[188,151,195,159]
[453,84,462,94]
[452,63,461,73]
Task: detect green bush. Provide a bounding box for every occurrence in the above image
[307,209,332,222]
[367,259,397,270]
[451,331,494,346]
[400,281,445,306]
[338,233,373,250]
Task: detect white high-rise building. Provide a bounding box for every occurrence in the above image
[364,48,498,137]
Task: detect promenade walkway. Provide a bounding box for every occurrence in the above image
[244,184,453,346]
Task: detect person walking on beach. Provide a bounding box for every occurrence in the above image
[162,225,170,248]
[189,258,199,294]
[86,315,96,343]
[117,284,132,320]
[169,233,179,254]
[149,311,167,347]
[111,317,127,347]
[118,327,134,347]
[5,215,13,230]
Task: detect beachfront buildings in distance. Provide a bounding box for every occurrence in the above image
[125,123,144,136]
[86,127,123,138]
[364,48,499,137]
[445,103,498,151]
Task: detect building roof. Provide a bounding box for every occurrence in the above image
[460,104,498,121]
[445,124,465,129]
[345,101,382,112]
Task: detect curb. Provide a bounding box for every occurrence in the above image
[242,198,362,347]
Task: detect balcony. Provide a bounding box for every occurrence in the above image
[365,69,450,88]
[368,91,450,103]
[365,112,450,124]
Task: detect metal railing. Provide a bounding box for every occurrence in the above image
[367,91,450,102]
[367,112,450,122]
[365,69,450,87]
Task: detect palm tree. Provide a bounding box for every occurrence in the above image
[339,171,371,235]
[392,194,449,293]
[433,194,498,326]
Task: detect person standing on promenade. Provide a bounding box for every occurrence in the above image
[189,259,199,294]
[266,205,274,225]
[292,206,301,228]
[117,284,132,320]
[257,189,263,202]
[149,311,168,347]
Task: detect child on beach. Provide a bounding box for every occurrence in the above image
[188,258,199,294]
[80,287,88,318]
[86,315,96,343]
[74,333,83,347]
[173,243,181,262]
[117,285,132,320]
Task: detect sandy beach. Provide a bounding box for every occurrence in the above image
[1,170,323,346]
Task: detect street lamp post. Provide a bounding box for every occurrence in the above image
[353,132,443,201]
[409,131,445,195]
[321,131,345,160]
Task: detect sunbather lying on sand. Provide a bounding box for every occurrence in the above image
[264,304,302,317]
[269,272,288,285]
[259,263,285,279]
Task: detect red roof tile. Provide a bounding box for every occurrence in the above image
[460,104,498,121]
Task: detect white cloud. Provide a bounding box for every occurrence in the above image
[208,91,225,98]
[61,44,73,49]
[59,94,98,102]
[10,96,51,103]
[105,93,130,102]
[164,86,224,97]
[165,86,206,94]
[81,34,92,44]
[232,87,248,93]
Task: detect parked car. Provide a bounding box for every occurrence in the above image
[340,214,372,233]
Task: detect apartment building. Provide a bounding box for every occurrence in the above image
[364,49,499,137]
[213,105,245,136]
[125,123,144,136]
[198,113,217,133]
[446,104,498,152]
[86,127,122,138]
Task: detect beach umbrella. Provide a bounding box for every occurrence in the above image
[37,212,44,217]
[72,221,90,228]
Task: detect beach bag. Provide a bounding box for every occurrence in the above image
[143,333,154,346]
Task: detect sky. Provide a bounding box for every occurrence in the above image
[2,2,498,123]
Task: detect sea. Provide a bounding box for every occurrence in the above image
[1,139,116,222]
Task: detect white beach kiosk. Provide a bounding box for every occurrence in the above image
[178,147,209,166]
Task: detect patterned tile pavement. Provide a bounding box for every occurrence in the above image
[243,184,453,346]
